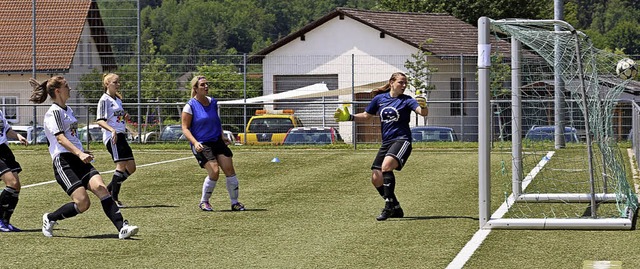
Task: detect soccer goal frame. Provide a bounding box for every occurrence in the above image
[477,17,636,230]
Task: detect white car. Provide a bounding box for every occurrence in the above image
[7,125,47,144]
[77,124,103,142]
[142,125,236,145]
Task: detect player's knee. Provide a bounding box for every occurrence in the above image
[11,181,21,191]
[4,178,20,191]
[126,164,136,174]
[223,168,236,177]
[76,199,90,213]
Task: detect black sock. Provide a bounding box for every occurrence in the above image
[0,187,18,222]
[49,202,80,221]
[382,171,398,208]
[110,170,128,201]
[101,195,124,231]
[376,185,385,198]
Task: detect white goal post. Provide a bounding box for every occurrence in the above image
[477,17,637,230]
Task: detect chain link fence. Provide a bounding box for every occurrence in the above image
[1,1,636,146]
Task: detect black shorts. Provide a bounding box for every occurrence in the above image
[53,153,100,195]
[370,139,412,171]
[0,143,21,176]
[106,133,135,162]
[192,139,233,168]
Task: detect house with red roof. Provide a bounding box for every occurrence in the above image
[0,0,114,124]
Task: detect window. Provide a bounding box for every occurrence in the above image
[450,78,466,116]
[0,97,17,123]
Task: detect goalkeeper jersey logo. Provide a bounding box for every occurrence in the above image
[380,107,399,123]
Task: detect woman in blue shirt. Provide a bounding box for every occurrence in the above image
[181,76,245,212]
[335,72,428,221]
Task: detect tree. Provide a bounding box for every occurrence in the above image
[374,0,551,26]
[77,40,185,125]
[404,40,438,99]
[190,60,263,132]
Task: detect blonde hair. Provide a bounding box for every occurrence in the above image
[29,76,66,104]
[371,72,407,96]
[190,75,206,98]
[103,73,123,99]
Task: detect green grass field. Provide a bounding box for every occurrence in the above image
[2,143,640,268]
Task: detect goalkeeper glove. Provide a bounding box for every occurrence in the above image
[334,105,354,122]
[415,90,427,109]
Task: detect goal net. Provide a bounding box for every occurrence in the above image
[478,18,638,229]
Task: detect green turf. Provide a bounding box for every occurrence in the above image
[1,143,639,268]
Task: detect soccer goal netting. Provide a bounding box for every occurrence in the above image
[478,17,639,229]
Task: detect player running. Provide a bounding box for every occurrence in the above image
[29,76,139,239]
[334,72,428,221]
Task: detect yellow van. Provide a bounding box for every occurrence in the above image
[238,109,303,145]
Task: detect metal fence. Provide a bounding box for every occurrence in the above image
[8,98,636,148]
[2,1,638,146]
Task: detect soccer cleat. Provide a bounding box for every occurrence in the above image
[0,220,10,232]
[231,202,245,211]
[199,201,213,211]
[376,208,394,221]
[119,220,139,239]
[114,200,125,208]
[42,213,56,237]
[390,205,404,218]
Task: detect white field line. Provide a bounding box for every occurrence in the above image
[446,151,554,269]
[22,156,192,189]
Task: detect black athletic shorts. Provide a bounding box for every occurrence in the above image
[0,143,21,176]
[191,139,233,168]
[370,139,412,171]
[53,153,100,195]
[106,133,135,162]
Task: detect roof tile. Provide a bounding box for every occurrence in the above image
[0,0,91,72]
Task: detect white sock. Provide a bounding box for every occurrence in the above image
[226,175,239,204]
[201,176,217,202]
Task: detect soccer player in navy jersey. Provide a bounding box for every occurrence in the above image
[335,72,428,221]
[181,75,245,212]
[29,76,139,239]
[0,110,28,232]
[96,73,137,208]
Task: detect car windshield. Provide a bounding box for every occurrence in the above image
[411,128,454,142]
[160,126,183,140]
[249,118,294,133]
[284,129,332,144]
[525,126,579,142]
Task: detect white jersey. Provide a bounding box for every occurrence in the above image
[96,93,126,144]
[44,103,83,159]
[0,110,10,145]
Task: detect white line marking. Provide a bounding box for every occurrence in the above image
[22,156,192,189]
[446,151,554,269]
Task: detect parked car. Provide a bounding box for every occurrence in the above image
[524,125,580,142]
[411,126,457,142]
[238,109,304,145]
[283,127,342,145]
[142,125,236,144]
[77,124,104,142]
[8,125,47,144]
[159,125,185,141]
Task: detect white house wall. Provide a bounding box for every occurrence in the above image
[263,16,418,97]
